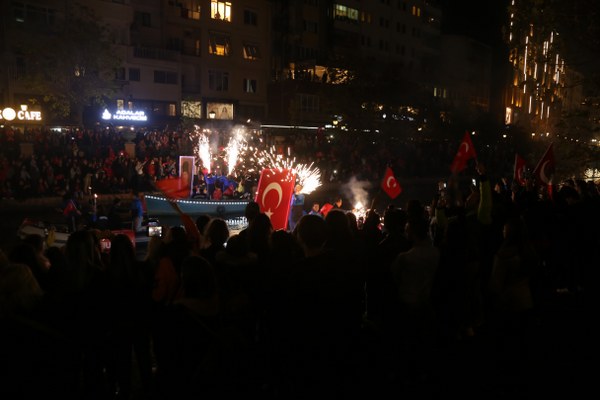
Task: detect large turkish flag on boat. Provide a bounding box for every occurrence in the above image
[255,168,296,231]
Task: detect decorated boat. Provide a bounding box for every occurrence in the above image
[144,194,250,220]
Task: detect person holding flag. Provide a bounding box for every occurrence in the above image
[370,166,402,212]
[381,166,402,199]
[450,132,478,174]
[532,142,555,187]
[254,168,296,231]
[514,153,528,187]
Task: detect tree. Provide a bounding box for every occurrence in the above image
[319,55,429,136]
[16,3,122,125]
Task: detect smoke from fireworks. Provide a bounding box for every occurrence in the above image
[342,176,372,213]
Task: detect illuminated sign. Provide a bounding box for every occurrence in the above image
[0,105,42,122]
[101,109,148,122]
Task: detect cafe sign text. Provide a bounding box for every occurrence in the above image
[102,109,148,122]
[0,105,42,122]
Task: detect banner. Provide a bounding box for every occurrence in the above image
[155,156,195,199]
[179,156,195,198]
[255,168,296,231]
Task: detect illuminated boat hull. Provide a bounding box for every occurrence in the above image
[144,194,249,220]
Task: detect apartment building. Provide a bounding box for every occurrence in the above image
[0,0,271,128]
[1,0,495,135]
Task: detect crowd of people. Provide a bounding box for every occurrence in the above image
[0,125,522,203]
[1,142,597,398]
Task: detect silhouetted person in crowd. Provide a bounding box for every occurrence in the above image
[108,197,124,230]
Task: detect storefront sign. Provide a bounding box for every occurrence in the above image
[101,109,148,122]
[0,105,42,122]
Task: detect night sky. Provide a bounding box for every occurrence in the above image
[440,0,508,48]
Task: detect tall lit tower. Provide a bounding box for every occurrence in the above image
[504,0,566,135]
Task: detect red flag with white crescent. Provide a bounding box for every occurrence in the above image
[450,132,478,174]
[381,166,402,199]
[255,168,296,231]
[514,153,528,186]
[533,142,555,186]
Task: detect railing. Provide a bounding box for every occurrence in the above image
[133,46,180,62]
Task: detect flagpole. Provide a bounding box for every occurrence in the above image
[533,141,554,173]
[370,189,382,212]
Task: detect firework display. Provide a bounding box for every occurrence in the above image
[189,125,322,195]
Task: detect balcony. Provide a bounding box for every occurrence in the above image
[133,46,180,62]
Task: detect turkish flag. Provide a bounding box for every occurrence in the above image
[514,153,528,186]
[381,166,402,199]
[533,142,555,186]
[319,203,334,217]
[450,132,478,173]
[255,168,296,231]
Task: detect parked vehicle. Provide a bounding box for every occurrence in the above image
[17,218,136,251]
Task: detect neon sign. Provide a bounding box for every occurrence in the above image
[0,105,42,122]
[101,109,148,122]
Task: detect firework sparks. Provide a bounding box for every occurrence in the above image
[196,130,212,173]
[254,147,322,194]
[226,128,247,175]
[294,162,321,194]
[352,201,367,221]
[188,128,323,195]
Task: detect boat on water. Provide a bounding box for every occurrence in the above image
[144,194,250,220]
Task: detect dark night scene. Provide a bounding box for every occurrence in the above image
[1,0,597,398]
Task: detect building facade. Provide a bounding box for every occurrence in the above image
[0,0,271,128]
[1,0,496,136]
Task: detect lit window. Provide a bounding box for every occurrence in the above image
[333,4,358,21]
[243,43,260,60]
[208,32,230,56]
[181,101,202,118]
[168,103,177,117]
[117,99,124,110]
[211,1,231,21]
